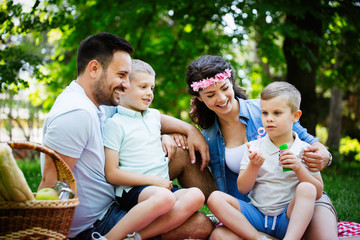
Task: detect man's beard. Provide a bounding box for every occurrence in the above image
[92,72,120,106]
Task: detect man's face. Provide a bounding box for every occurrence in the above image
[92,51,131,106]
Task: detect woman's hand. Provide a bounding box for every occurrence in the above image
[170,133,188,150]
[160,114,210,170]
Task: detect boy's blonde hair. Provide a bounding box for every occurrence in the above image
[130,59,155,77]
[261,81,301,112]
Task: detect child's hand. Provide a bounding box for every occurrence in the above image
[150,175,173,190]
[170,133,188,150]
[280,151,302,171]
[161,135,177,161]
[247,143,264,167]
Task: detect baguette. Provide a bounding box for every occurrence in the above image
[0,184,7,201]
[0,143,34,201]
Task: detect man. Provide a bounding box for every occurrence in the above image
[40,32,213,239]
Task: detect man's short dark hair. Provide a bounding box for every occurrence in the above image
[77,32,134,76]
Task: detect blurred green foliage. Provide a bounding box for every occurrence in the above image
[339,136,360,162]
[1,0,360,141]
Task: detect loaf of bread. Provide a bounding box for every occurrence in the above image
[0,143,34,201]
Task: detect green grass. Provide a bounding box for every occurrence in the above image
[17,159,360,223]
[321,162,360,222]
[17,159,42,192]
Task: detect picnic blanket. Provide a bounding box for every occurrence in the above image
[338,222,360,239]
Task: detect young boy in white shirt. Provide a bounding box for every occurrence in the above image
[207,81,323,240]
[102,59,205,240]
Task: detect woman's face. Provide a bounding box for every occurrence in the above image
[197,79,236,116]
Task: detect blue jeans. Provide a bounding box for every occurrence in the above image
[71,201,127,239]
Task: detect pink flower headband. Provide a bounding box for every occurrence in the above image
[190,68,232,92]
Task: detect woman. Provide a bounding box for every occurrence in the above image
[184,55,338,239]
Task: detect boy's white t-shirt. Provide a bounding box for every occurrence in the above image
[240,132,320,216]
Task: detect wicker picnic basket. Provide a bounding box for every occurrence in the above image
[0,141,79,239]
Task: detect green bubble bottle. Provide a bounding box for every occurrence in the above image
[279,144,291,172]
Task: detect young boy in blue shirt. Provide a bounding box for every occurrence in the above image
[207,81,323,240]
[102,59,205,240]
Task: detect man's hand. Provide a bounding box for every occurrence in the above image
[302,142,330,172]
[161,135,177,161]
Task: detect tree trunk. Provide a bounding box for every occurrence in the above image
[326,88,343,150]
[8,93,13,140]
[283,4,322,135]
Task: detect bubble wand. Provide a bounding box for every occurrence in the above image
[249,127,265,152]
[257,127,266,142]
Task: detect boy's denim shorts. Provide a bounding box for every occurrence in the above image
[70,201,127,239]
[116,185,180,211]
[238,200,289,239]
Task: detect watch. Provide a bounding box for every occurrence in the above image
[327,151,333,167]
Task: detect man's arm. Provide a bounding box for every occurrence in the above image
[160,114,210,171]
[39,110,91,190]
[38,149,78,190]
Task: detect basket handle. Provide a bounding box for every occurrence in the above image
[7,141,77,198]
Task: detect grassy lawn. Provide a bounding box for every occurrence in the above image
[321,162,360,222]
[17,159,360,223]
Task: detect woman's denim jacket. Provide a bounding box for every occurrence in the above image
[202,98,318,200]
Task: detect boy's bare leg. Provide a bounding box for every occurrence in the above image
[138,187,205,239]
[284,182,317,240]
[159,148,215,239]
[105,187,176,239]
[207,191,263,240]
[168,148,218,200]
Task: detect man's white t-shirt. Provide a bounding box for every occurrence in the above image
[41,81,115,237]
